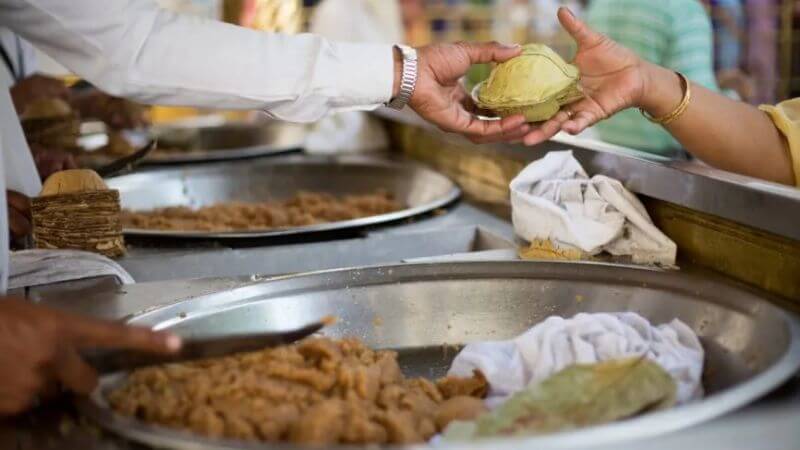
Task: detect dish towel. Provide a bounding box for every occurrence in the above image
[448,312,704,408]
[510,151,677,265]
[9,249,134,290]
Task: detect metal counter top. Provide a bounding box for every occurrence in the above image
[3,200,797,450]
[377,108,800,241]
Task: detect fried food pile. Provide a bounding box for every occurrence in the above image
[107,337,488,445]
[121,190,402,232]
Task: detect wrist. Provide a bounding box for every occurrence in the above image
[639,62,685,118]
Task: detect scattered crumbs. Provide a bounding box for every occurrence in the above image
[178,311,187,319]
[447,324,452,330]
[575,294,585,303]
[372,316,384,327]
[432,208,447,216]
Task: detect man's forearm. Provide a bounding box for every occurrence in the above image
[640,63,794,185]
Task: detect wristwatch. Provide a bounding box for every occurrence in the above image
[386,44,418,110]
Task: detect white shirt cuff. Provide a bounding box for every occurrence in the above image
[328,42,394,108]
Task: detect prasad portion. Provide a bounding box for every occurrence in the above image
[108,337,488,445]
[121,190,401,232]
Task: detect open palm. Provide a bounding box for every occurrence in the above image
[522,8,648,145]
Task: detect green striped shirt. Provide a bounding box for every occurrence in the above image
[586,0,720,155]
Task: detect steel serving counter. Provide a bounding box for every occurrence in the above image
[3,111,799,449]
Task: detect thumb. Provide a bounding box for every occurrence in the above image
[456,41,521,65]
[558,7,604,48]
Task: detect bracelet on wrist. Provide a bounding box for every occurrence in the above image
[640,72,691,126]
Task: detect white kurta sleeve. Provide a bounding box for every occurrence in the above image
[0,0,396,123]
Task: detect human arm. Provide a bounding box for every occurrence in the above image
[8,74,70,115]
[0,298,180,415]
[6,190,30,244]
[70,90,149,130]
[522,8,795,186]
[0,0,526,140]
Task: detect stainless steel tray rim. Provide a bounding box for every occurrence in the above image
[121,190,460,239]
[145,121,307,164]
[81,261,800,450]
[144,145,301,164]
[109,156,462,239]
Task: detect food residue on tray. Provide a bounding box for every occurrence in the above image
[120,190,401,232]
[107,337,487,445]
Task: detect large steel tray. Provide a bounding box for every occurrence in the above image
[105,155,461,239]
[79,261,800,450]
[145,121,306,164]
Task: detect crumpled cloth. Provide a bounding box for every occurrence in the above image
[448,312,704,407]
[305,111,388,154]
[9,249,134,289]
[510,151,677,265]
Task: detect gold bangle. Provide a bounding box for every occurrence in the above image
[640,72,692,126]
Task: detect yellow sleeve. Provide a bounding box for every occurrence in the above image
[760,98,800,187]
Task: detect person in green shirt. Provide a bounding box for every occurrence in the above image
[585,0,720,156]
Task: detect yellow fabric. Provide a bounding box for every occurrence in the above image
[760,98,800,187]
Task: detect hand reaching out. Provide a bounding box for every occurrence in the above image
[409,42,531,143]
[521,8,649,146]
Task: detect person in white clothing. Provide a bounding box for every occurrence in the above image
[305,0,402,154]
[0,26,147,247]
[0,0,531,415]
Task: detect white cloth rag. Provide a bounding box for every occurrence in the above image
[510,151,677,265]
[9,250,134,289]
[448,312,704,408]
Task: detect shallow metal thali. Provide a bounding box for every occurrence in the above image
[105,155,461,239]
[77,121,305,168]
[145,121,306,164]
[79,261,800,450]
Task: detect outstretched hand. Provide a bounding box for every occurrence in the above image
[521,7,649,146]
[409,42,531,143]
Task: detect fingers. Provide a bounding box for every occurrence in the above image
[522,110,570,146]
[53,345,98,395]
[469,122,531,144]
[0,372,44,416]
[59,314,181,354]
[456,41,522,65]
[557,7,604,49]
[562,110,595,135]
[451,109,527,138]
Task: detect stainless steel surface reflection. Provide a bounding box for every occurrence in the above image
[146,121,306,163]
[79,261,800,450]
[106,155,461,239]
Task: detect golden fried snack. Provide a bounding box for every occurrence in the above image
[108,337,487,445]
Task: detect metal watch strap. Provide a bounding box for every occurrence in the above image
[386,45,418,110]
